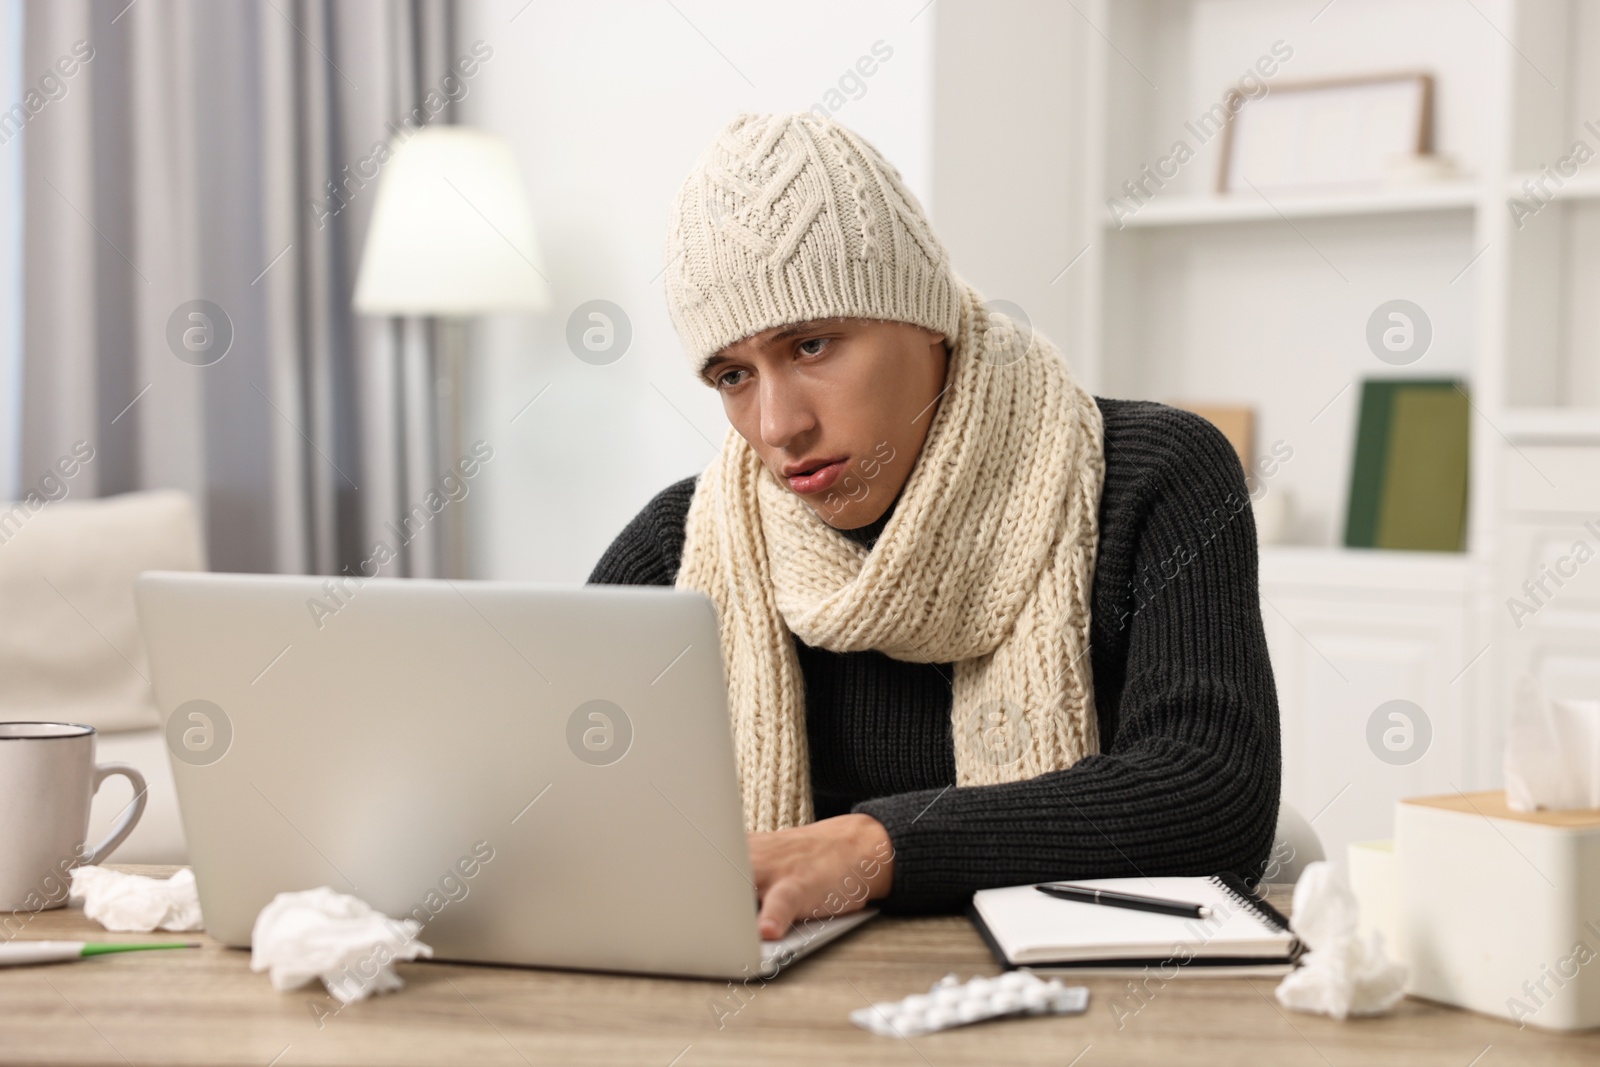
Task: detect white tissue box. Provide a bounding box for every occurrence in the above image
[1396,791,1600,1031]
[1346,840,1401,952]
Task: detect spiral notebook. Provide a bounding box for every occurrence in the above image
[969,874,1300,977]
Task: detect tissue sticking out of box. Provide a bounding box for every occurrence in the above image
[250,887,432,1004]
[1275,862,1407,1020]
[69,866,204,932]
[1505,672,1600,812]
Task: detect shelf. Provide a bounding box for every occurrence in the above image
[1105,183,1481,229]
[1505,171,1600,204]
[1259,545,1473,596]
[1498,408,1600,444]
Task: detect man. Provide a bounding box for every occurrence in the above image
[590,111,1280,939]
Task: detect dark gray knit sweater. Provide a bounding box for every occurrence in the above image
[587,397,1281,914]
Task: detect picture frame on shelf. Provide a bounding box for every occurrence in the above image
[1217,72,1435,196]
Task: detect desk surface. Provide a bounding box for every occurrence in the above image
[2,867,1595,1066]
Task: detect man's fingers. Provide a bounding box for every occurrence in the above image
[757,879,805,940]
[746,834,778,890]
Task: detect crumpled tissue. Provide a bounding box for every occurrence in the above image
[1505,672,1600,811]
[1275,861,1407,1020]
[250,887,432,1004]
[69,866,204,932]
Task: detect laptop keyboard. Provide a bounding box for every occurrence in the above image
[758,909,877,975]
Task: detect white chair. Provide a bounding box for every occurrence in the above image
[1263,799,1325,885]
[0,488,202,864]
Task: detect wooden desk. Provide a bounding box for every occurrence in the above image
[2,867,1595,1066]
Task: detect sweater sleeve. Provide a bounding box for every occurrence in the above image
[853,412,1283,913]
[586,476,698,587]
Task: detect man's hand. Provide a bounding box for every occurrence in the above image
[748,813,894,940]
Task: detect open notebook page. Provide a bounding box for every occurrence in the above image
[972,876,1294,965]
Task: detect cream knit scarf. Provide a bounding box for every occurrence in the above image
[676,283,1106,832]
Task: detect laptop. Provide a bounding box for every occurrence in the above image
[134,572,874,980]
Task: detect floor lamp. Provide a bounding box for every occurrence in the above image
[353,126,550,578]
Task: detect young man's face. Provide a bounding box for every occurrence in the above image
[701,317,948,530]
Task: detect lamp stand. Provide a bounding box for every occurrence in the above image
[434,316,469,579]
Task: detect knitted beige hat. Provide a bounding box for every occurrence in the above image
[663,111,962,371]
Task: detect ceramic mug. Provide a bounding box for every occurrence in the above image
[0,722,147,912]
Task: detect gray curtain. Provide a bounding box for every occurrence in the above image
[21,0,458,577]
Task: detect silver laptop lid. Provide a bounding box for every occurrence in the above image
[136,571,763,979]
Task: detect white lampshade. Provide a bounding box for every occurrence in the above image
[353,126,551,315]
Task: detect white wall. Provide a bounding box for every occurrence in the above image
[460,0,936,582]
[929,2,1096,384]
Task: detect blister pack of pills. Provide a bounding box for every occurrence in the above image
[850,970,1090,1038]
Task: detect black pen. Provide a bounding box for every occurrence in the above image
[1035,882,1211,919]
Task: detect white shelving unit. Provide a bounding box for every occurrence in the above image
[1073,0,1600,861]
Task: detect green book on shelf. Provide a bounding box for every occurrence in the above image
[1344,381,1399,548]
[1344,379,1470,552]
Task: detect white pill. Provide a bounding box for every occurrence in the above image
[850,973,1092,1038]
[992,990,1024,1013]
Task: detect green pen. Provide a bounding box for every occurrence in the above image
[0,941,199,967]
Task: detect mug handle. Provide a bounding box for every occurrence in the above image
[83,763,149,866]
